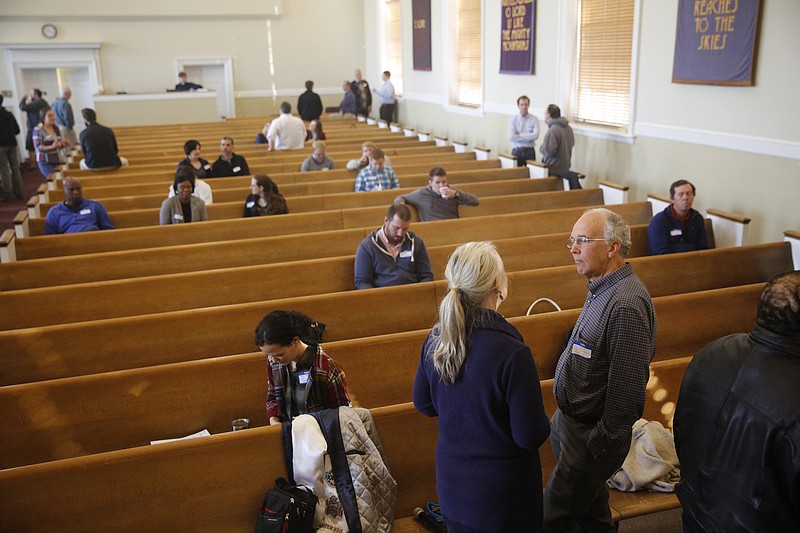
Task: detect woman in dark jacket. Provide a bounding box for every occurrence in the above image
[413,241,550,532]
[243,174,288,217]
[176,139,213,178]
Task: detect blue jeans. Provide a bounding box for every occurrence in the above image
[511,147,537,166]
[37,160,58,178]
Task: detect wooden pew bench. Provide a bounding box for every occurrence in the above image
[0,220,652,326]
[36,169,536,217]
[1,239,785,385]
[4,199,651,262]
[0,402,439,532]
[26,186,603,234]
[43,158,504,202]
[0,284,761,469]
[0,361,690,531]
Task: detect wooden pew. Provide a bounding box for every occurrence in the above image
[0,284,761,469]
[32,165,536,220]
[43,158,505,202]
[4,233,785,334]
[0,402,439,532]
[0,362,692,530]
[0,219,640,329]
[26,186,605,234]
[6,199,652,262]
[0,240,785,385]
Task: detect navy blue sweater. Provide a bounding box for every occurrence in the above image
[413,310,550,531]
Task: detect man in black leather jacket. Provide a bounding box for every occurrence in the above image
[674,270,800,532]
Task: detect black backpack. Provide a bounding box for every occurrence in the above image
[254,477,317,533]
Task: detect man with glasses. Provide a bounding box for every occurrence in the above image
[543,207,657,533]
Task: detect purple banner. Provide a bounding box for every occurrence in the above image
[412,0,432,71]
[672,0,760,85]
[500,0,535,75]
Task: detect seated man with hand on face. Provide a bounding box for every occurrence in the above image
[45,176,114,234]
[354,203,433,290]
[394,166,479,221]
[353,148,399,192]
[647,179,709,255]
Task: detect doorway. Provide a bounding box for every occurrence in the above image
[177,58,235,119]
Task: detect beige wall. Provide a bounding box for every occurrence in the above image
[382,0,799,246]
[2,0,797,244]
[0,0,364,97]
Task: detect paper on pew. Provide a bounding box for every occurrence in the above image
[150,429,211,445]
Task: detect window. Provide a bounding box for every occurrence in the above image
[454,0,482,108]
[382,0,403,96]
[574,0,635,129]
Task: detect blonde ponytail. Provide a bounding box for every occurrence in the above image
[431,242,506,384]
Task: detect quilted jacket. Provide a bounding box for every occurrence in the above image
[289,407,397,532]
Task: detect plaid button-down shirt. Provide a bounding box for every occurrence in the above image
[553,264,657,456]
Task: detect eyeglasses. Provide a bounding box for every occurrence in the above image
[565,237,606,249]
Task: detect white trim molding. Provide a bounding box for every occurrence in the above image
[635,122,800,160]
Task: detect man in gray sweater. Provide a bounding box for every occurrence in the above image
[393,167,479,221]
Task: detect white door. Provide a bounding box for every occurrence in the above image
[57,67,93,137]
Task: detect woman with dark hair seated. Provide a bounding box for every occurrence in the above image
[255,310,350,425]
[243,174,289,217]
[305,119,326,141]
[176,139,213,178]
[160,170,208,225]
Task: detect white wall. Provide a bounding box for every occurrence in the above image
[371,0,799,246]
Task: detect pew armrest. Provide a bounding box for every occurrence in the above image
[527,160,549,179]
[0,229,16,263]
[13,210,30,239]
[499,152,517,168]
[433,136,448,147]
[473,146,490,161]
[27,195,41,218]
[389,123,402,133]
[647,193,671,215]
[377,119,389,129]
[599,180,630,205]
[706,208,751,248]
[37,183,49,203]
[403,127,416,137]
[452,140,467,153]
[416,131,430,142]
[783,230,800,270]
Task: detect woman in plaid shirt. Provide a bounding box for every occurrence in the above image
[255,310,351,425]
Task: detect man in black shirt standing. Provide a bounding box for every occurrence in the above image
[211,136,250,177]
[79,108,128,170]
[0,95,24,200]
[297,80,323,122]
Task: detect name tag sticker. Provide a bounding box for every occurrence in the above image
[203,164,211,170]
[571,339,593,359]
[670,229,683,237]
[399,250,412,258]
[79,208,91,215]
[173,213,184,220]
[297,371,310,385]
[233,166,241,173]
[246,201,255,208]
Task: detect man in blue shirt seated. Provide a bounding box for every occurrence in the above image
[175,72,203,91]
[45,176,114,234]
[353,149,399,192]
[647,179,709,255]
[354,203,433,290]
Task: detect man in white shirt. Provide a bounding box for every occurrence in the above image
[266,102,306,151]
[508,95,540,167]
[373,71,397,123]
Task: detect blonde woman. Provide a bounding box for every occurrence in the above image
[413,241,550,532]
